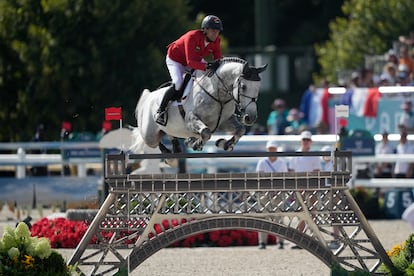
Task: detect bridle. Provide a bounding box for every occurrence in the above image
[232,77,258,117]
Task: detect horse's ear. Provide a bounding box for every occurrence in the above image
[256,64,268,74]
[242,63,250,75]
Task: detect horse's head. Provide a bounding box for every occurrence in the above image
[232,62,268,126]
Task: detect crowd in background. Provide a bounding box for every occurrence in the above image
[249,33,414,137]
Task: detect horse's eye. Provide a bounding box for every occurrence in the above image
[239,83,246,90]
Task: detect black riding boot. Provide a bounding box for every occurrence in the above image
[155,85,177,126]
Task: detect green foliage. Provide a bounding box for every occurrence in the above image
[378,233,414,275]
[330,262,371,275]
[0,0,192,141]
[315,0,414,84]
[0,222,74,275]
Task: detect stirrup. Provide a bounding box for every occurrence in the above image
[155,110,168,126]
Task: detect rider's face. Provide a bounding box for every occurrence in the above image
[204,28,220,42]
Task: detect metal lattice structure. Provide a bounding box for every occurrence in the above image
[68,151,395,275]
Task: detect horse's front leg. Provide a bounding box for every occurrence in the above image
[215,115,246,151]
[185,112,212,151]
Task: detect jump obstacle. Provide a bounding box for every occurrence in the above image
[68,150,395,275]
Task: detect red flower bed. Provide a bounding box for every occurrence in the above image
[31,218,277,248]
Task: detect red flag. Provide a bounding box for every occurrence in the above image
[363,88,380,117]
[105,107,122,121]
[61,121,72,132]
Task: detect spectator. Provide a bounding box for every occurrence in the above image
[377,74,388,87]
[382,62,397,86]
[288,130,321,248]
[394,132,414,178]
[60,121,72,176]
[387,49,399,67]
[398,45,414,74]
[399,32,414,48]
[289,131,321,173]
[358,68,374,88]
[397,64,411,86]
[398,99,414,133]
[256,140,288,249]
[284,108,307,135]
[347,71,360,88]
[374,131,394,178]
[266,98,289,135]
[30,124,48,176]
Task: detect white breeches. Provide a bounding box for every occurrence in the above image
[166,56,186,90]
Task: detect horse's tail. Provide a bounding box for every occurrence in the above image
[130,126,145,153]
[135,88,151,121]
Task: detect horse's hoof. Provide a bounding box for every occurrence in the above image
[215,138,226,149]
[185,137,197,148]
[200,128,212,141]
[165,158,178,167]
[224,144,234,151]
[192,141,203,151]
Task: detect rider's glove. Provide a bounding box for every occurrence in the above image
[206,60,221,71]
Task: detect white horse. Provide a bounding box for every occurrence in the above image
[132,57,267,153]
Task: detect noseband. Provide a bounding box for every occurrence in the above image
[232,77,258,116]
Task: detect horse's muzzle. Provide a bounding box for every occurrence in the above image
[241,114,256,126]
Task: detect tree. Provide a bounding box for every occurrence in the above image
[315,0,414,84]
[0,0,191,141]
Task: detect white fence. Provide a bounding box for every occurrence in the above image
[0,141,102,178]
[352,155,414,188]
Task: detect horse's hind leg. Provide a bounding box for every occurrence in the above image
[159,142,171,154]
[171,137,182,153]
[159,142,180,167]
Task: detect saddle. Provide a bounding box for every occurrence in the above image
[157,72,193,107]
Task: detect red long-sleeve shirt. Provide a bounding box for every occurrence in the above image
[167,30,222,71]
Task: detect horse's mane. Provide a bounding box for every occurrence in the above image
[220,57,247,65]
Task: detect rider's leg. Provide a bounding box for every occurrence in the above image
[157,57,188,126]
[155,85,177,126]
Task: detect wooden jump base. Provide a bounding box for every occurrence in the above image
[68,151,395,275]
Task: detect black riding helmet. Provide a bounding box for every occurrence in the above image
[201,15,223,31]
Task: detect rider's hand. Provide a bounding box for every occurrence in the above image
[206,60,221,71]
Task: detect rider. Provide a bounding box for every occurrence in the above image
[155,15,224,126]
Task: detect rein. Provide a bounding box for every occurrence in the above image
[193,71,235,132]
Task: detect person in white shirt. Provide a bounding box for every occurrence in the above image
[398,99,414,134]
[289,130,321,172]
[256,140,287,250]
[394,132,414,178]
[288,130,320,249]
[374,131,394,178]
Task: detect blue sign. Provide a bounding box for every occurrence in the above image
[63,148,101,159]
[341,130,375,156]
